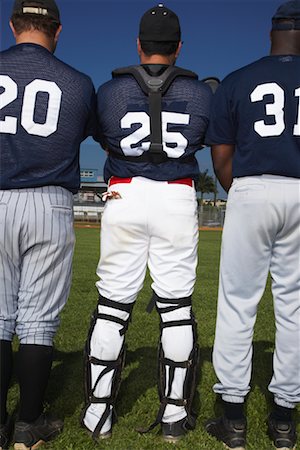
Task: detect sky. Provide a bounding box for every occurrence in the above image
[1,0,283,197]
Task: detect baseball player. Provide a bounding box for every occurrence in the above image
[0,1,96,449]
[81,4,213,443]
[205,1,300,449]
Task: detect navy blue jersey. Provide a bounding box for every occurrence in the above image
[206,55,300,178]
[96,65,212,183]
[0,43,97,193]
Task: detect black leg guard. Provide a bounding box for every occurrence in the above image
[138,293,199,433]
[82,295,133,439]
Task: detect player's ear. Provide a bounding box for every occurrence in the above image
[175,41,182,59]
[137,37,142,57]
[54,24,62,43]
[9,20,17,38]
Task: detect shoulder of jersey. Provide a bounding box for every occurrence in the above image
[221,57,267,86]
[52,54,94,87]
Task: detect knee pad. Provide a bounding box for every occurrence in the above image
[83,295,134,438]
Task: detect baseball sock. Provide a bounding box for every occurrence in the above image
[17,344,53,423]
[271,404,293,422]
[0,340,13,424]
[222,400,245,421]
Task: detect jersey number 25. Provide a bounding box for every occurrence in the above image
[120,111,190,158]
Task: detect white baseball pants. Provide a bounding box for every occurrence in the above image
[84,176,199,433]
[213,175,300,409]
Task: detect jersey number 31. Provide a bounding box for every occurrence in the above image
[251,82,300,137]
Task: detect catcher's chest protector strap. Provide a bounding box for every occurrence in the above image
[112,65,198,164]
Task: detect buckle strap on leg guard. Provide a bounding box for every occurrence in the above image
[138,309,199,434]
[146,291,192,313]
[96,295,134,335]
[83,345,126,439]
[83,303,128,439]
[160,319,194,329]
[137,357,194,434]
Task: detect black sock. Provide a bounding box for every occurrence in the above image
[17,344,53,423]
[271,404,293,422]
[222,400,245,421]
[0,340,13,424]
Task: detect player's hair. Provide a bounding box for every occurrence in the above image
[11,13,60,38]
[140,40,179,56]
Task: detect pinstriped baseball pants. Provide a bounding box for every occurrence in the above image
[0,186,75,346]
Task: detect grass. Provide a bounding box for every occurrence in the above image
[7,228,299,449]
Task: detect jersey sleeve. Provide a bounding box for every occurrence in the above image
[194,82,213,147]
[205,79,236,146]
[95,80,117,150]
[82,80,99,142]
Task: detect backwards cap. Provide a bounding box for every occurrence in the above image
[12,0,60,23]
[139,4,181,42]
[272,0,300,30]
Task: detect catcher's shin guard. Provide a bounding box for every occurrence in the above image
[82,295,133,439]
[139,293,199,433]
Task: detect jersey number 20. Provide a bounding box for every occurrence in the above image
[0,75,62,137]
[251,82,300,137]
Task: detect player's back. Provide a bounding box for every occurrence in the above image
[97,65,212,182]
[209,55,300,178]
[0,43,96,192]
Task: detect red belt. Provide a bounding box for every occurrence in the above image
[109,176,193,187]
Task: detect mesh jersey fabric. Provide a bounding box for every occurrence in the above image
[0,43,97,193]
[96,67,212,183]
[206,55,300,179]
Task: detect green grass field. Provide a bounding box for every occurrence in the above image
[7,228,299,449]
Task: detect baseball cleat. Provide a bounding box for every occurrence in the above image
[161,416,194,443]
[205,415,247,449]
[13,413,63,450]
[0,415,13,450]
[95,430,112,440]
[267,414,297,450]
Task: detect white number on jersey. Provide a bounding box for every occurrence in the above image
[0,75,18,134]
[294,87,300,136]
[120,111,190,158]
[0,75,62,137]
[250,82,300,137]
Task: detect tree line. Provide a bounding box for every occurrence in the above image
[196,170,218,205]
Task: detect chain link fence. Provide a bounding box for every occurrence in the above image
[73,201,226,228]
[198,204,226,228]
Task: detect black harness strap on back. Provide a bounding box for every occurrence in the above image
[112,65,198,164]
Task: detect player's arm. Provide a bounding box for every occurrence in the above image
[211,144,234,193]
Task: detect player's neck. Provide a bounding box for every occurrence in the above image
[271,45,300,55]
[15,31,55,53]
[270,31,300,55]
[140,53,176,65]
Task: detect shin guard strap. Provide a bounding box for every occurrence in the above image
[96,296,134,335]
[160,319,194,329]
[92,404,111,439]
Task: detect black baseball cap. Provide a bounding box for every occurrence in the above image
[139,4,181,42]
[11,0,60,23]
[272,0,300,30]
